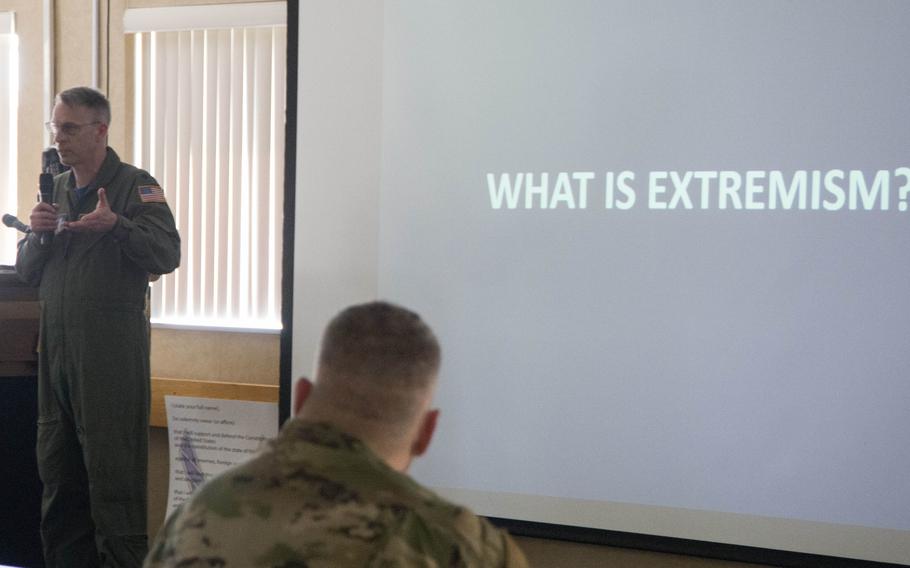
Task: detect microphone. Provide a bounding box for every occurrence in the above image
[42,147,69,175]
[38,172,54,245]
[2,213,30,234]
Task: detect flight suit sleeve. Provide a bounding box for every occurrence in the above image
[109,173,181,276]
[14,232,52,286]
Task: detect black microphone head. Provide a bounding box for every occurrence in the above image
[42,147,69,175]
[2,213,15,227]
[39,172,54,203]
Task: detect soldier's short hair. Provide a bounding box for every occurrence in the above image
[57,86,112,125]
[317,301,441,426]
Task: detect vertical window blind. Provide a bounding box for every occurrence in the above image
[0,13,18,266]
[132,23,286,331]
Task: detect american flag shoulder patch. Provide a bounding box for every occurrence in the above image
[138,185,167,203]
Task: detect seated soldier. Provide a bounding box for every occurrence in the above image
[145,301,529,567]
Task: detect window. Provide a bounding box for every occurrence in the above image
[0,12,18,266]
[126,3,286,331]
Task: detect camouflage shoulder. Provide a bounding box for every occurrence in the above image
[410,490,529,567]
[455,509,531,567]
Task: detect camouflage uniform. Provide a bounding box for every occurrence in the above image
[17,148,181,567]
[145,420,530,567]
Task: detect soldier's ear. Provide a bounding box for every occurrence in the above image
[293,377,314,415]
[411,409,439,458]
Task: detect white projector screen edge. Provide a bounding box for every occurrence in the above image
[435,488,910,565]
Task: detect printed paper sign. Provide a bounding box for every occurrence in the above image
[165,395,278,515]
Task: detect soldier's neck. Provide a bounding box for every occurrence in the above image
[71,149,106,188]
[298,407,411,473]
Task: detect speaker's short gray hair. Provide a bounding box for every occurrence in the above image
[57,86,111,125]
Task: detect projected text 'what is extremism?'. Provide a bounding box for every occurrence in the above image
[487,168,910,212]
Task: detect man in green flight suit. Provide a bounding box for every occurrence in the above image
[145,301,529,567]
[16,86,181,567]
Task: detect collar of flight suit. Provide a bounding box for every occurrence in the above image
[59,148,124,254]
[62,147,123,211]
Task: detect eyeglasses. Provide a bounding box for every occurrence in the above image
[44,121,102,136]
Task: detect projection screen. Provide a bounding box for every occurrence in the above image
[289,2,910,564]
